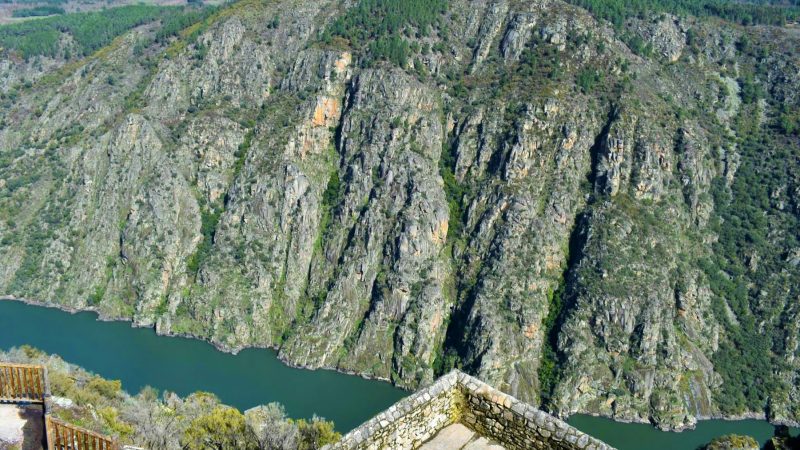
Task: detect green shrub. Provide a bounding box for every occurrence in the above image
[576,68,603,94]
[186,206,222,276]
[296,417,342,450]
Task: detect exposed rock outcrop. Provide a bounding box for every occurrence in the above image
[0,0,798,431]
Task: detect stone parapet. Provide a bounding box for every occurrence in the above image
[326,370,614,450]
[456,371,611,450]
[328,371,462,449]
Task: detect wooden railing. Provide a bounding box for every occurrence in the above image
[0,363,47,403]
[46,416,119,450]
[0,362,118,449]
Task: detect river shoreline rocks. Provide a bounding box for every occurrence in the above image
[1,0,799,432]
[4,296,799,435]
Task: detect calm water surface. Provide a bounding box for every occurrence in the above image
[569,414,799,450]
[0,300,406,431]
[1,300,797,446]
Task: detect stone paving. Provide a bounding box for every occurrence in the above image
[419,423,507,450]
[0,404,45,450]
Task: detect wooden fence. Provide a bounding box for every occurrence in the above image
[1,362,118,449]
[0,363,47,403]
[46,416,119,450]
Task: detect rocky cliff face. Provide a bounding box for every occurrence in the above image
[1,0,798,431]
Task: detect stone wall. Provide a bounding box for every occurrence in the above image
[458,374,612,450]
[327,370,615,450]
[328,371,462,450]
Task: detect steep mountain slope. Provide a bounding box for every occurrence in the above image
[0,0,798,431]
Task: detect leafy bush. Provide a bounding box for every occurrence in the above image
[439,142,469,241]
[186,205,222,276]
[703,434,759,450]
[622,33,653,57]
[3,347,341,450]
[319,169,344,239]
[182,406,249,450]
[296,417,341,450]
[576,68,604,93]
[778,109,800,136]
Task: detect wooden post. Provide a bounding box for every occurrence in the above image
[35,369,42,402]
[44,365,51,397]
[23,367,30,399]
[9,366,16,399]
[51,416,59,450]
[46,416,54,450]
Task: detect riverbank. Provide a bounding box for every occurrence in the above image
[0,295,398,385]
[0,347,341,450]
[0,298,407,432]
[568,414,799,450]
[1,296,797,446]
[568,410,800,433]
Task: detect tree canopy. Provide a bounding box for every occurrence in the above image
[566,0,800,28]
[0,4,210,60]
[321,0,447,66]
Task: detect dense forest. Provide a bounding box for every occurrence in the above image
[317,0,799,68]
[11,5,64,17]
[0,4,214,60]
[700,47,800,413]
[568,0,800,27]
[2,0,797,62]
[320,0,447,66]
[0,0,68,3]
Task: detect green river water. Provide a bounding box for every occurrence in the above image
[568,414,798,449]
[0,299,797,448]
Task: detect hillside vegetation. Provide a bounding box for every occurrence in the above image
[1,346,340,450]
[11,5,65,17]
[0,4,214,59]
[0,0,798,433]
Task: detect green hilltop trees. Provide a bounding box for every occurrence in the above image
[321,0,447,66]
[567,0,799,28]
[11,5,65,17]
[0,4,213,60]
